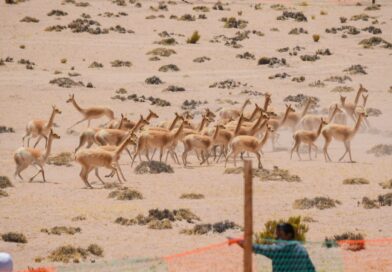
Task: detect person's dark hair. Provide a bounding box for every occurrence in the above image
[277,223,295,239]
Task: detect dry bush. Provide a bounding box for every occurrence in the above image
[343,178,370,185]
[148,219,172,229]
[182,220,240,235]
[344,64,367,75]
[159,64,179,72]
[147,47,176,57]
[145,76,163,84]
[20,16,39,23]
[324,232,365,251]
[2,232,27,243]
[331,86,354,93]
[379,179,392,189]
[89,61,103,68]
[48,245,88,263]
[224,166,301,182]
[222,17,248,29]
[115,208,200,228]
[50,77,83,88]
[41,226,81,235]
[0,176,13,189]
[71,215,86,222]
[312,34,320,42]
[87,244,104,256]
[255,216,308,244]
[108,187,143,200]
[361,197,379,209]
[47,152,73,166]
[134,161,174,174]
[193,56,210,63]
[187,31,200,44]
[0,126,15,133]
[156,37,177,45]
[111,60,132,67]
[258,57,287,67]
[180,193,205,199]
[293,197,340,210]
[0,189,9,197]
[367,144,392,157]
[378,193,392,206]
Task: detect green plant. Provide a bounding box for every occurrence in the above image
[254,216,308,244]
[187,31,200,44]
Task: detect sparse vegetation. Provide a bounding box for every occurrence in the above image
[255,216,308,243]
[108,187,143,200]
[47,244,103,263]
[2,232,27,243]
[187,31,200,44]
[41,226,81,235]
[367,144,392,157]
[379,179,392,189]
[312,34,320,42]
[343,178,370,185]
[181,220,240,235]
[147,48,176,57]
[0,176,13,189]
[293,197,340,210]
[180,193,205,199]
[224,166,301,182]
[134,161,174,174]
[324,232,365,251]
[47,152,73,166]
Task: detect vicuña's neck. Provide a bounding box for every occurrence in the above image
[115,134,131,157]
[354,89,362,105]
[212,126,220,140]
[316,122,324,138]
[234,116,243,136]
[240,101,248,112]
[258,129,270,149]
[46,109,57,129]
[280,109,290,126]
[301,100,312,118]
[353,115,363,134]
[250,112,264,134]
[248,107,259,121]
[169,116,179,130]
[328,107,338,122]
[71,99,84,113]
[43,135,54,160]
[172,122,184,140]
[263,97,270,111]
[197,118,207,132]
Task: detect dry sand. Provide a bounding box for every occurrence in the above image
[0,0,392,270]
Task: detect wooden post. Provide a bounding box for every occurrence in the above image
[243,160,253,272]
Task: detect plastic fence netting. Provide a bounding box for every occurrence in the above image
[27,238,392,272]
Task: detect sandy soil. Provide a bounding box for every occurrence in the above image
[0,0,391,270]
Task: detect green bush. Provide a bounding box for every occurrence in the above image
[187,31,200,44]
[254,216,308,244]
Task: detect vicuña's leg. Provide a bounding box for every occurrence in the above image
[255,151,262,169]
[68,118,87,130]
[323,137,332,162]
[95,168,105,184]
[339,141,349,162]
[80,166,93,188]
[312,143,318,158]
[347,141,354,163]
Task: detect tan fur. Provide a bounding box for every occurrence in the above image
[322,111,367,162]
[283,98,315,131]
[299,104,342,131]
[14,130,60,182]
[22,105,61,148]
[219,99,251,120]
[66,94,115,130]
[75,133,135,188]
[291,118,328,160]
[225,125,274,169]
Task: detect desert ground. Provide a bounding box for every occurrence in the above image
[0,0,392,271]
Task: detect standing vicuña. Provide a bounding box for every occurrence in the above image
[291,118,328,160]
[14,130,60,182]
[322,111,367,163]
[66,94,114,130]
[22,105,61,148]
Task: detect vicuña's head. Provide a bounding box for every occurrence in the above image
[244,98,251,105]
[334,104,343,113]
[254,103,261,110]
[267,125,274,132]
[52,105,62,114]
[205,108,216,119]
[362,94,369,103]
[139,115,150,126]
[49,129,61,140]
[340,95,346,104]
[66,94,75,103]
[359,84,368,93]
[285,104,295,113]
[148,109,159,119]
[356,109,368,118]
[320,118,328,126]
[182,111,194,120]
[215,124,225,130]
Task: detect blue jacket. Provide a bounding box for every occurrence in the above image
[253,241,316,272]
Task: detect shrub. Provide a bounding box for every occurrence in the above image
[108,187,143,200]
[0,176,13,188]
[41,226,81,235]
[87,244,104,256]
[312,34,320,42]
[255,216,308,244]
[187,31,200,44]
[293,197,340,210]
[2,232,27,243]
[379,179,392,189]
[324,232,365,251]
[180,193,204,199]
[342,178,370,185]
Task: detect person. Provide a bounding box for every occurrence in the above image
[231,223,315,272]
[0,253,13,272]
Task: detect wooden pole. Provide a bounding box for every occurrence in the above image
[243,160,253,272]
